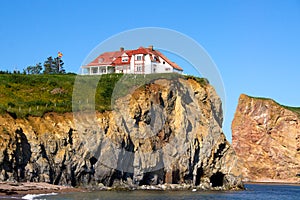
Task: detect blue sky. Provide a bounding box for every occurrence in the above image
[0,0,299,141]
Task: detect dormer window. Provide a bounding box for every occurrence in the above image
[98,58,104,63]
[122,57,128,62]
[136,55,142,61]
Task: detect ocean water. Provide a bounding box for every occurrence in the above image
[10,184,300,200]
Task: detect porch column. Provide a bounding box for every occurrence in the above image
[106,66,108,74]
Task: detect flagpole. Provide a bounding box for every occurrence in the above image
[57,52,63,73]
[58,57,60,72]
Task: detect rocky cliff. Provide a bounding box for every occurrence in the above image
[0,77,243,190]
[232,94,300,183]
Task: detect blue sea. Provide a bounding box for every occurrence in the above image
[12,184,300,200]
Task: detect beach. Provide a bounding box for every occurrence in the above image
[0,181,83,197]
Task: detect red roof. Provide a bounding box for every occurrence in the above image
[154,50,183,71]
[111,56,131,66]
[87,51,123,66]
[130,47,149,55]
[86,46,183,71]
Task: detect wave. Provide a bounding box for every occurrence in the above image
[21,192,58,200]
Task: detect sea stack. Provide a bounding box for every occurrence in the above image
[232,94,300,183]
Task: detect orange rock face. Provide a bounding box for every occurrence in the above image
[232,94,300,183]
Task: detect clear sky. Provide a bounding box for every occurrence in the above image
[0,0,299,141]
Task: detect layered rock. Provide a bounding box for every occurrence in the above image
[0,77,243,190]
[232,94,300,183]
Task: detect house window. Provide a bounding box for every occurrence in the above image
[163,61,166,64]
[122,57,128,62]
[101,69,106,73]
[92,68,98,74]
[165,68,171,71]
[136,64,143,72]
[136,55,142,61]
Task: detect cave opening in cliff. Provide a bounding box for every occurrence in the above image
[210,172,224,187]
[172,169,180,184]
[195,167,203,186]
[139,169,163,185]
[89,156,98,165]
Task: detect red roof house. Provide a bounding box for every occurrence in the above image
[81,46,183,75]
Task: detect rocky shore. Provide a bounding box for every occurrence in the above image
[83,181,242,191]
[0,181,83,196]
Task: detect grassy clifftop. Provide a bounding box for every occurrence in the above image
[245,94,300,117]
[0,73,208,118]
[0,74,122,118]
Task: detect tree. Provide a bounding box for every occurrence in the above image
[43,56,55,74]
[43,56,65,74]
[25,63,42,74]
[0,70,11,74]
[54,57,65,74]
[13,70,20,74]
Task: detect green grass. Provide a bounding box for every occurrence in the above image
[0,73,207,118]
[246,94,300,116]
[0,74,75,117]
[282,106,300,116]
[184,75,209,86]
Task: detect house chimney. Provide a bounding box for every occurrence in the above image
[148,45,153,51]
[120,47,124,52]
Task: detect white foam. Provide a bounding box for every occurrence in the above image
[22,192,58,200]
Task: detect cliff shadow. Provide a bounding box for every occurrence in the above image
[14,128,32,181]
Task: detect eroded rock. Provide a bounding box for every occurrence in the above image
[232,94,300,183]
[0,77,243,190]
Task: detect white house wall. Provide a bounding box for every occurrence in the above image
[144,55,152,74]
[152,56,173,73]
[129,56,135,73]
[132,54,175,74]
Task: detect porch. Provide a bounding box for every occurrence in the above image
[81,66,115,75]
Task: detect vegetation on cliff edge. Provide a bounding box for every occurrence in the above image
[0,73,207,118]
[245,94,300,116]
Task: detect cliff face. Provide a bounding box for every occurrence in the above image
[232,94,300,183]
[0,77,243,190]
